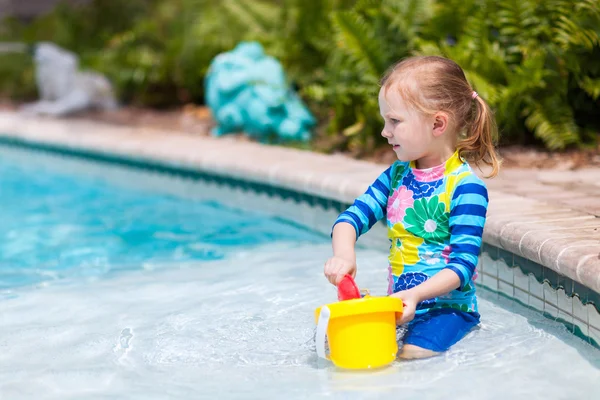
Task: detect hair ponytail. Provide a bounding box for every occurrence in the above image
[458,95,501,178]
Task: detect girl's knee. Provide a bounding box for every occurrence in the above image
[398,344,440,360]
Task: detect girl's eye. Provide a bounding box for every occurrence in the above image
[390,118,400,124]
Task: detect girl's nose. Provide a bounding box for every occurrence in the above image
[381,128,392,138]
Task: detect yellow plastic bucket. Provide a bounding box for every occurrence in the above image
[314,296,403,369]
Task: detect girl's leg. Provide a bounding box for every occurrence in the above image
[399,308,480,360]
[398,344,439,360]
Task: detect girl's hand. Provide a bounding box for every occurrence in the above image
[391,290,420,325]
[390,269,462,324]
[324,256,356,286]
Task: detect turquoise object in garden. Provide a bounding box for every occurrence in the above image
[204,41,315,142]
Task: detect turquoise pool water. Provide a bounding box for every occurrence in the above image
[0,149,324,292]
[1,145,599,399]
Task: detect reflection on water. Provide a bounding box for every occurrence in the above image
[2,244,599,399]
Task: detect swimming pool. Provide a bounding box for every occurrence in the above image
[1,145,599,399]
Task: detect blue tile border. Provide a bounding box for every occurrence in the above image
[483,243,599,313]
[515,254,543,283]
[480,285,597,348]
[480,244,600,350]
[0,135,351,214]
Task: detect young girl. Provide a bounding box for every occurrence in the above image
[324,56,500,360]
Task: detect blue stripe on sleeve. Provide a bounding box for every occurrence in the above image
[445,265,467,289]
[332,213,361,238]
[371,174,391,198]
[451,225,484,237]
[354,199,379,232]
[452,183,489,201]
[444,174,488,289]
[331,165,394,240]
[450,204,487,218]
[449,214,486,227]
[450,242,481,256]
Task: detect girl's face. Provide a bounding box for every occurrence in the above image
[378,87,436,164]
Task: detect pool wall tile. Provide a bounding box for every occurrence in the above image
[475,257,485,287]
[589,327,600,348]
[297,201,318,231]
[573,296,589,336]
[313,204,338,237]
[544,268,560,290]
[513,266,529,292]
[557,288,573,313]
[483,253,499,279]
[544,303,559,320]
[556,274,572,294]
[543,281,559,308]
[528,275,544,300]
[484,274,499,293]
[529,294,545,314]
[497,248,514,270]
[476,272,485,287]
[514,287,529,306]
[573,295,589,324]
[514,254,543,284]
[557,289,574,326]
[573,282,590,305]
[588,290,600,314]
[497,255,514,284]
[482,243,498,259]
[588,304,600,331]
[498,279,514,299]
[475,243,599,349]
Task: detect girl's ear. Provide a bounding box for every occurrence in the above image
[432,112,449,137]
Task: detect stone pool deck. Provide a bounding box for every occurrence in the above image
[0,111,599,295]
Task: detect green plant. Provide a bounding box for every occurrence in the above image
[303,0,432,154]
[418,0,600,149]
[90,0,283,106]
[86,1,190,107]
[305,0,599,151]
[0,53,36,101]
[0,0,598,151]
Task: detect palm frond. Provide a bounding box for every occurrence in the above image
[381,0,433,46]
[579,76,600,100]
[552,0,600,51]
[524,98,581,149]
[331,10,389,79]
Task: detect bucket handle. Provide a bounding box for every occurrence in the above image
[315,306,330,360]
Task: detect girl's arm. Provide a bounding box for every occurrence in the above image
[332,165,394,240]
[444,174,489,289]
[392,269,460,324]
[331,222,357,259]
[324,222,358,285]
[324,165,395,285]
[398,269,461,301]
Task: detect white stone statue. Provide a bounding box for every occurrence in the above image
[18,42,118,116]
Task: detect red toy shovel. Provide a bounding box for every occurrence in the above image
[337,274,361,301]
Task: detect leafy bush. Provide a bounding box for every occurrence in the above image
[0,0,598,150]
[304,0,600,150]
[0,52,36,101]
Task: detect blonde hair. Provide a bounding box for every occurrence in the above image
[380,56,501,178]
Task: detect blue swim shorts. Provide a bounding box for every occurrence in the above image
[399,308,480,352]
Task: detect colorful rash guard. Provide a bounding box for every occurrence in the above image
[333,151,489,315]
